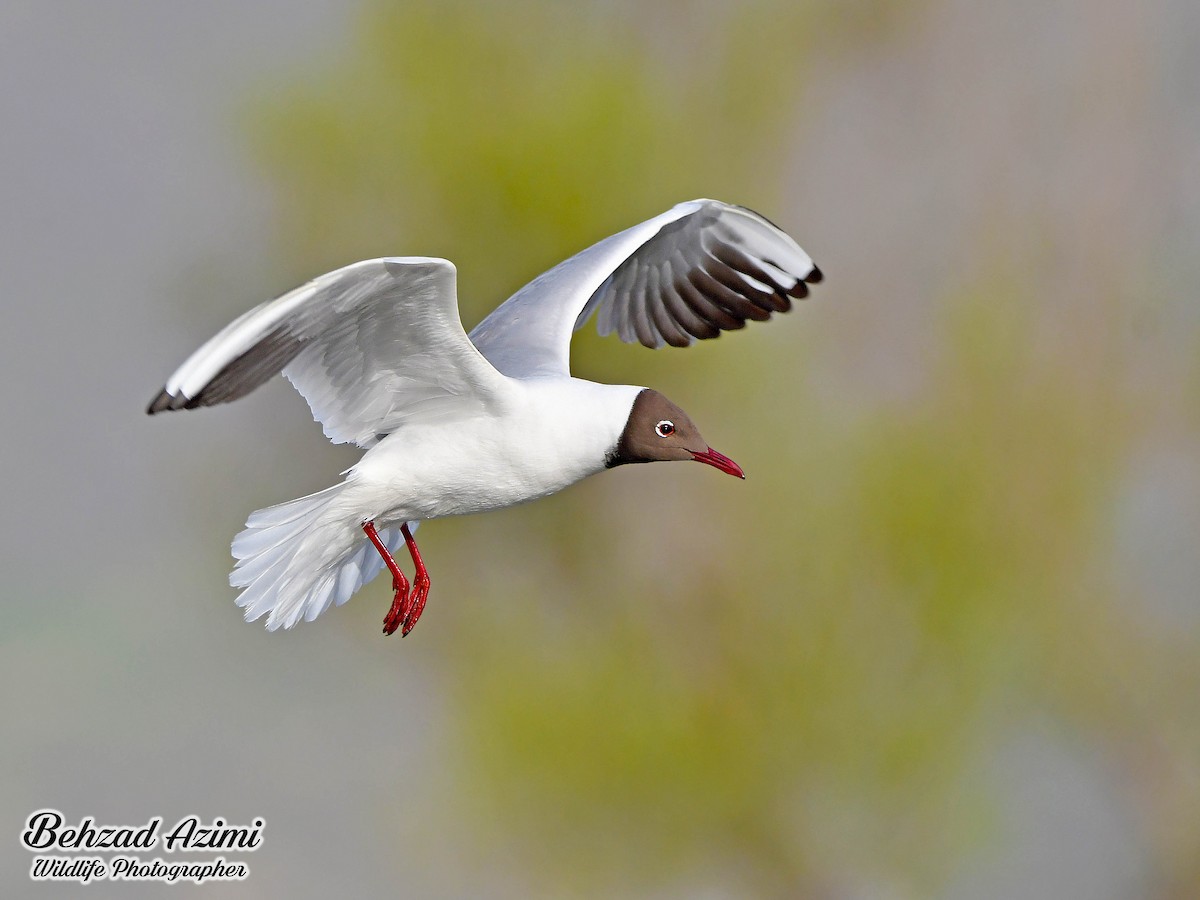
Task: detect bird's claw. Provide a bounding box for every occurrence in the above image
[366,520,430,638]
[400,575,431,637]
[382,584,412,636]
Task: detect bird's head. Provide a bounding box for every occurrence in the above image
[605,388,744,479]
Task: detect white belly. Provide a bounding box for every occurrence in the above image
[343,379,641,524]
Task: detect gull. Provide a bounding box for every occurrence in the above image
[148,199,822,636]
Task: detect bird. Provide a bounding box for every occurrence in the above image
[148,199,822,637]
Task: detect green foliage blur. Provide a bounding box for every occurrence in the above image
[247,1,1200,895]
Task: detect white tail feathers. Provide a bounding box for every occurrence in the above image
[230,485,406,630]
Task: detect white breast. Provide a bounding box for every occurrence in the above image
[345,379,643,523]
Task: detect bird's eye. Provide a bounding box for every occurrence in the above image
[655,420,675,438]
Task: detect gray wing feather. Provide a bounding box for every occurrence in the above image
[148,258,511,448]
[468,199,821,379]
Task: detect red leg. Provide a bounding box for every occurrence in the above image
[399,523,431,637]
[363,521,411,636]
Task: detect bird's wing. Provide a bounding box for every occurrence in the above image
[148,258,514,448]
[468,199,822,379]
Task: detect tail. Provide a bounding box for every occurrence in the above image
[229,485,405,630]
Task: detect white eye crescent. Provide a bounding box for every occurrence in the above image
[655,420,675,438]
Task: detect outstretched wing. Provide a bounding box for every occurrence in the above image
[148,258,513,448]
[468,199,823,379]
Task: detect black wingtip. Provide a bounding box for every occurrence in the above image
[805,264,824,285]
[147,389,181,415]
[786,280,809,300]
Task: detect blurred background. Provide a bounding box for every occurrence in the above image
[2,0,1198,896]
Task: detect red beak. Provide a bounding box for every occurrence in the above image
[690,447,745,479]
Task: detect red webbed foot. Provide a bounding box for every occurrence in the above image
[401,570,431,637]
[364,520,432,638]
[382,583,411,636]
[364,521,412,637]
[398,523,430,637]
